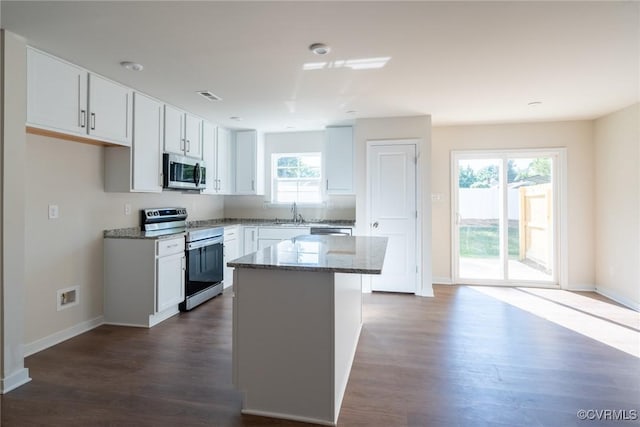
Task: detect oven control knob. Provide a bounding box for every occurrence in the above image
[146,211,152,217]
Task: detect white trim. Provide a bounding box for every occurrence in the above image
[366,139,422,295]
[564,284,597,292]
[334,322,362,419]
[24,315,104,357]
[433,276,454,285]
[241,409,336,426]
[1,368,31,394]
[596,286,640,312]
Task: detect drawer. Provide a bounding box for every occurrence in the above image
[224,225,239,242]
[258,227,310,240]
[157,237,185,257]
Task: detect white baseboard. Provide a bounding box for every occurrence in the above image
[24,316,104,357]
[241,409,335,426]
[1,368,31,394]
[596,286,640,312]
[565,284,596,292]
[433,276,453,285]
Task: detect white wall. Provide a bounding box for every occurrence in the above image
[354,116,432,296]
[594,103,640,310]
[224,130,356,221]
[23,133,224,349]
[432,121,595,288]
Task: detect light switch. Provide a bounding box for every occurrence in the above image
[431,193,442,202]
[124,203,132,216]
[48,204,59,219]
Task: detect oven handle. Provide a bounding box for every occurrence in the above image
[186,236,223,251]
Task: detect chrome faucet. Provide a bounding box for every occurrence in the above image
[291,202,304,224]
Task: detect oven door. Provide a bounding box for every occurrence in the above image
[185,237,223,296]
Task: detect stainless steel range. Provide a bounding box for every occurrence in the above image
[141,208,224,311]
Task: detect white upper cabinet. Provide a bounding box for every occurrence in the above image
[325,126,354,194]
[202,122,234,195]
[105,92,163,192]
[234,130,264,195]
[202,121,217,194]
[163,105,203,159]
[131,93,163,192]
[88,74,132,145]
[217,127,233,194]
[26,48,132,146]
[27,48,88,136]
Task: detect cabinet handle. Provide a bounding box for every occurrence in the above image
[186,139,190,152]
[180,138,185,151]
[90,112,96,130]
[326,179,329,190]
[251,180,255,191]
[218,179,221,191]
[79,110,86,128]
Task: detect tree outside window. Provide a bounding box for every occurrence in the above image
[272,153,322,203]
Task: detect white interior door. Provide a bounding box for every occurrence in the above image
[368,143,417,293]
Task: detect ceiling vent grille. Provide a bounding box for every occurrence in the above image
[197,91,222,101]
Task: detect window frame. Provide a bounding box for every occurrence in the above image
[270,152,325,206]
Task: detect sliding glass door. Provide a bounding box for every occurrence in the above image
[453,150,559,285]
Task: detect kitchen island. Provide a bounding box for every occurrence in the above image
[227,234,388,426]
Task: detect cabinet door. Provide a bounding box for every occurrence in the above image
[223,237,239,288]
[258,239,281,250]
[217,127,233,194]
[132,93,163,192]
[156,252,185,313]
[201,121,217,194]
[184,114,203,159]
[243,227,258,255]
[235,130,257,194]
[325,126,354,194]
[27,48,88,136]
[88,74,132,146]
[164,105,184,155]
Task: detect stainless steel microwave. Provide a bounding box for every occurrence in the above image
[163,153,206,190]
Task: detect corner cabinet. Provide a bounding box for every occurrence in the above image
[27,47,132,146]
[325,126,354,194]
[164,105,203,159]
[104,236,185,328]
[105,92,163,192]
[234,130,264,195]
[202,122,233,195]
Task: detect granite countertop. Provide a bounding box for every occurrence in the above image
[103,218,356,240]
[227,234,388,274]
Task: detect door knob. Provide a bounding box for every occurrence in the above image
[372,222,379,229]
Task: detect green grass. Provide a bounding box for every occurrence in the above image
[459,225,519,258]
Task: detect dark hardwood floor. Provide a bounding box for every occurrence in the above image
[2,286,638,426]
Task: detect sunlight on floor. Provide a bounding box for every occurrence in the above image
[469,286,640,358]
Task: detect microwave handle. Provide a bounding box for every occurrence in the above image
[194,163,201,185]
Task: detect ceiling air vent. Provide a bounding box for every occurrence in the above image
[197,91,222,101]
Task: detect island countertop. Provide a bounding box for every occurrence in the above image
[227,234,388,274]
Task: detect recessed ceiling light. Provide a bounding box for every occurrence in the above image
[286,126,296,129]
[309,43,331,55]
[230,116,242,121]
[346,110,357,114]
[197,90,222,101]
[528,101,542,107]
[120,61,144,72]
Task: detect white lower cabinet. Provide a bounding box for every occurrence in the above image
[257,226,310,249]
[156,251,186,312]
[243,226,258,255]
[104,236,185,327]
[223,226,240,288]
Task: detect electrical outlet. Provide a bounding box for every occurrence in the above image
[124,203,132,216]
[48,204,59,219]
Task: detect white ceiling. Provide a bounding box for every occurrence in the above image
[1,1,638,132]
